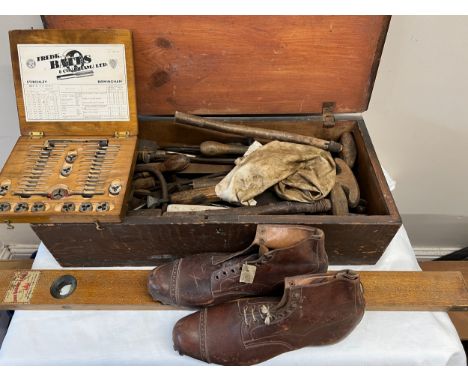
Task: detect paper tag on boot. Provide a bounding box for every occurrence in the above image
[240,264,256,284]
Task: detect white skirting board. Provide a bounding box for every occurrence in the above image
[0,244,38,260]
[1,243,459,262]
[414,247,461,261]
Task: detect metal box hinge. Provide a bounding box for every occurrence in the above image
[114,131,130,138]
[322,102,335,128]
[29,131,44,138]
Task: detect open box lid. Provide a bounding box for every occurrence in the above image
[43,16,390,116]
[10,29,138,136]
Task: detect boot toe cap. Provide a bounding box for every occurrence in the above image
[147,263,174,304]
[173,312,204,361]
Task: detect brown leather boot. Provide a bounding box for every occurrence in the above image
[148,225,328,308]
[172,270,364,365]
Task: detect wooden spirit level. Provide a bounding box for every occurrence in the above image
[0,270,466,311]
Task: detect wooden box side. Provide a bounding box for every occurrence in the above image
[31,219,400,266]
[43,16,390,115]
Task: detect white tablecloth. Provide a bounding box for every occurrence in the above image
[0,226,465,365]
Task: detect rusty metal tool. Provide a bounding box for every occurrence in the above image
[134,173,225,193]
[137,150,168,163]
[178,163,234,174]
[160,145,201,155]
[329,184,349,216]
[338,132,357,168]
[189,157,235,165]
[335,158,360,208]
[175,111,343,153]
[329,158,361,215]
[137,150,235,165]
[134,157,190,212]
[165,200,331,216]
[164,173,227,194]
[135,155,190,174]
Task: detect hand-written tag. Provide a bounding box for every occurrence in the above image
[240,264,256,284]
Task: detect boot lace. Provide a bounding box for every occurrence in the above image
[254,253,273,265]
[213,252,272,280]
[242,292,300,327]
[243,304,275,326]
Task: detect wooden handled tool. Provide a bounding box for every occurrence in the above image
[191,175,226,189]
[134,156,190,212]
[328,158,362,215]
[175,111,343,153]
[170,186,220,204]
[137,150,235,164]
[200,141,248,157]
[165,200,331,216]
[338,132,357,168]
[135,155,190,173]
[132,177,157,190]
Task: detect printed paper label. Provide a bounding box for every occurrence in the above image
[17,44,130,122]
[239,264,256,284]
[3,271,40,304]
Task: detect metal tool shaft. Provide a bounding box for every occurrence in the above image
[175,111,342,153]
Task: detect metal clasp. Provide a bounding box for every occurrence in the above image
[114,131,130,139]
[322,102,335,128]
[29,131,44,138]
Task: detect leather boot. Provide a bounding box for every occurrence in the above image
[172,270,365,365]
[148,225,328,308]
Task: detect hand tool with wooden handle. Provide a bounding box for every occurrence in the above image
[134,157,190,212]
[132,177,157,190]
[175,111,343,153]
[335,158,360,208]
[200,141,248,157]
[170,185,220,204]
[328,158,361,215]
[165,200,331,216]
[135,154,190,173]
[338,132,357,168]
[137,150,235,165]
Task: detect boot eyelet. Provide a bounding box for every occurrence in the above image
[215,275,219,280]
[222,271,227,276]
[231,269,235,273]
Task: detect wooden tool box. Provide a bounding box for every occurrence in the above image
[7,16,401,266]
